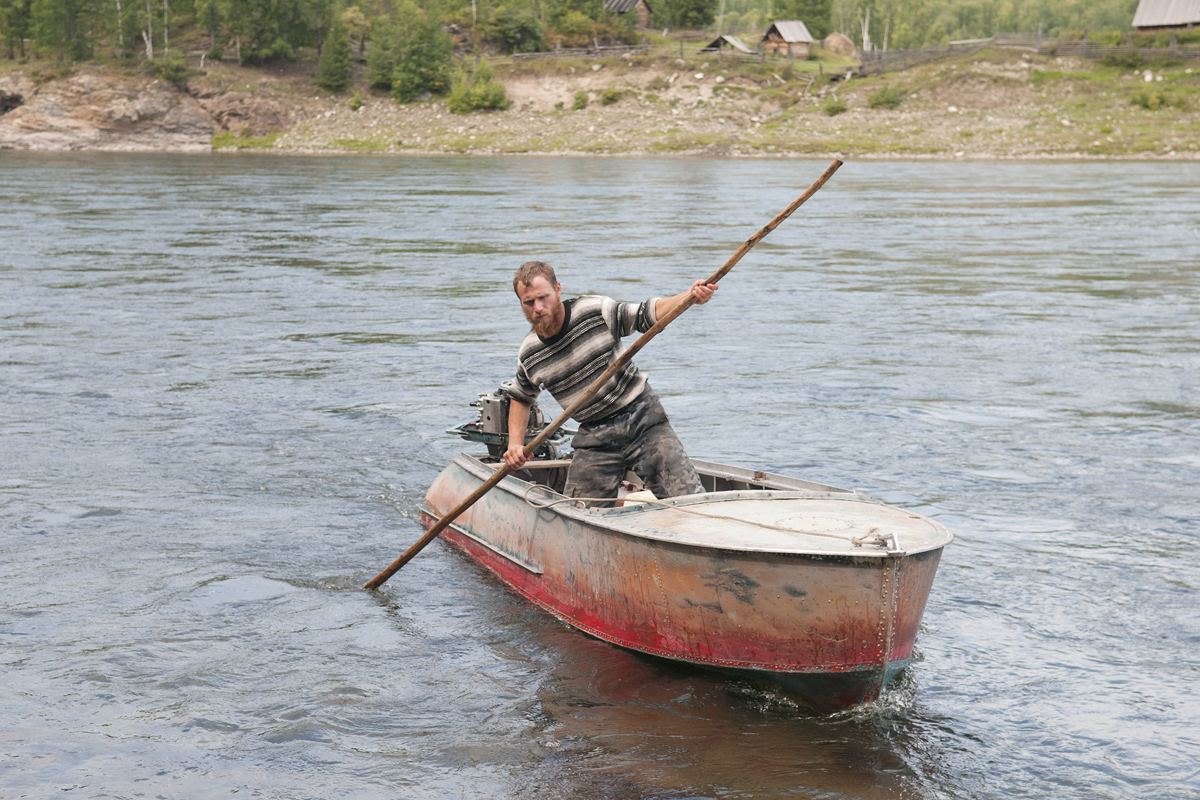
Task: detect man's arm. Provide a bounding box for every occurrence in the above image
[503,398,532,469]
[654,279,717,320]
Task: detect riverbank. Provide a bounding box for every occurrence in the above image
[2,48,1197,158]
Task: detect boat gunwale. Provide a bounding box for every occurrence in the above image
[449,453,954,558]
[421,503,932,574]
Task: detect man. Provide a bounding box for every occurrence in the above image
[502,260,716,505]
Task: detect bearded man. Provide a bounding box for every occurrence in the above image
[502,260,717,506]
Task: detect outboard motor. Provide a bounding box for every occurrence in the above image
[447,381,572,461]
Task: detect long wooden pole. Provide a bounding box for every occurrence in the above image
[363,158,843,591]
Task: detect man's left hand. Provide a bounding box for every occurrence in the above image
[690,280,717,304]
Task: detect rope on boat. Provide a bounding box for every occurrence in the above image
[520,485,896,550]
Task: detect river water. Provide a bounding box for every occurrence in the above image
[2,153,1197,799]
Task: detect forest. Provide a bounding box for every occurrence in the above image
[0,0,1145,69]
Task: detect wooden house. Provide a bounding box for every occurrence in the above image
[700,34,755,54]
[604,0,653,29]
[761,20,815,58]
[1132,0,1200,29]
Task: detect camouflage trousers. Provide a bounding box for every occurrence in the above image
[565,387,704,507]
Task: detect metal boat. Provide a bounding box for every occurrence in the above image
[421,387,953,711]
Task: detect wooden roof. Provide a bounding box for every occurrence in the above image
[764,20,815,43]
[701,34,754,53]
[1132,0,1200,27]
[604,0,649,13]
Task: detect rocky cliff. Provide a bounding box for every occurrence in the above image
[0,73,217,151]
[0,67,309,151]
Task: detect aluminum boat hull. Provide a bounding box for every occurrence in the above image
[421,455,950,711]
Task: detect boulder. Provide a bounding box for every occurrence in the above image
[195,91,291,137]
[0,73,214,151]
[823,32,857,57]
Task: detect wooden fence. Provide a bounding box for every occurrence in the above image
[858,33,1200,76]
[489,42,836,71]
[1035,40,1200,61]
[483,31,1200,75]
[856,41,988,76]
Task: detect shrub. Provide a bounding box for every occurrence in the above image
[348,91,364,110]
[573,90,588,110]
[1104,50,1144,69]
[493,6,547,53]
[1131,89,1184,110]
[600,87,620,105]
[446,58,511,113]
[823,96,846,116]
[240,38,294,66]
[867,85,902,109]
[546,11,633,49]
[146,56,190,87]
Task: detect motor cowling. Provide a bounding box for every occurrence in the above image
[447,381,571,460]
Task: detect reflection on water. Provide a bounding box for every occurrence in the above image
[1,153,1198,800]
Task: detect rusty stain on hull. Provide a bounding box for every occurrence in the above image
[422,454,951,711]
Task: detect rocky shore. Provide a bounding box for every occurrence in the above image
[2,49,1196,159]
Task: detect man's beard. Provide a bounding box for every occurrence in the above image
[527,303,561,338]
[531,315,557,337]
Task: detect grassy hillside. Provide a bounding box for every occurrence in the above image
[258,46,1200,158]
[3,45,1196,158]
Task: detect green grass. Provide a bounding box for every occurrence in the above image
[646,133,722,152]
[331,137,389,151]
[212,131,282,149]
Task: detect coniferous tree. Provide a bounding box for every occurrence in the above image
[223,0,305,64]
[195,0,219,53]
[652,0,716,31]
[310,0,336,54]
[31,0,98,60]
[1,0,33,59]
[390,0,452,101]
[316,14,351,91]
[340,4,368,56]
[365,16,396,90]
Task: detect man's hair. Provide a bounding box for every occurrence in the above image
[513,261,557,295]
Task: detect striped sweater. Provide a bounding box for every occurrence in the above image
[510,295,660,423]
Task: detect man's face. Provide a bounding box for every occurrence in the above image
[517,276,564,338]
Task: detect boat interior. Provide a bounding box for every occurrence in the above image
[479,454,852,499]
